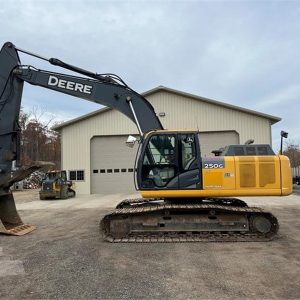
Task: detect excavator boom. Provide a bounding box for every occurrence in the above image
[0,42,162,235]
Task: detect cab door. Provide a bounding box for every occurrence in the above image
[139,133,179,189]
[138,132,202,190]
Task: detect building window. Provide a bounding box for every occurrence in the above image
[107,169,112,173]
[114,169,120,173]
[100,169,106,173]
[93,170,98,174]
[69,170,85,181]
[77,170,84,180]
[121,168,127,173]
[69,171,76,180]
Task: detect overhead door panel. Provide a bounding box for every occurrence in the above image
[91,136,138,194]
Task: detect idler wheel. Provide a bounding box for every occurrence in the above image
[250,215,272,234]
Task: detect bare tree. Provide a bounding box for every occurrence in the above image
[19,107,61,168]
[283,140,300,168]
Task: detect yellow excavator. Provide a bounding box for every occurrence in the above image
[0,42,292,241]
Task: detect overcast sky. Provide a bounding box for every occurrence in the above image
[1,0,299,150]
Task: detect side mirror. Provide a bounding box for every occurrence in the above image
[126,135,137,148]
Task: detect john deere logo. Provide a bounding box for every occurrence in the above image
[48,75,92,95]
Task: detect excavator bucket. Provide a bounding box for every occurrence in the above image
[0,162,54,236]
[0,193,35,235]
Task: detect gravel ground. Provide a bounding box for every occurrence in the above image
[0,188,299,299]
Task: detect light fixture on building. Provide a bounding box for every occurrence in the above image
[158,112,166,117]
[280,130,288,154]
[126,135,137,148]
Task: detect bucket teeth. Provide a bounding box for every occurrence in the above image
[0,223,36,236]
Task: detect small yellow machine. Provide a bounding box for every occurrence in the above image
[39,170,76,200]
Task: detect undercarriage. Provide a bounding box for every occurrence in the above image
[101,198,278,242]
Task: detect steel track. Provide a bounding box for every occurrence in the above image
[101,199,279,243]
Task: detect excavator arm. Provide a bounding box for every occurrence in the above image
[0,41,162,235]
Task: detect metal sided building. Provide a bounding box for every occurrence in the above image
[53,86,281,195]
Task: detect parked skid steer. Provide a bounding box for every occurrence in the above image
[39,170,75,200]
[0,42,292,240]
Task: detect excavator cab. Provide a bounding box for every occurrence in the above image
[138,131,201,190]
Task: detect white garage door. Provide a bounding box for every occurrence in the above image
[91,136,138,194]
[91,131,239,194]
[199,131,239,157]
